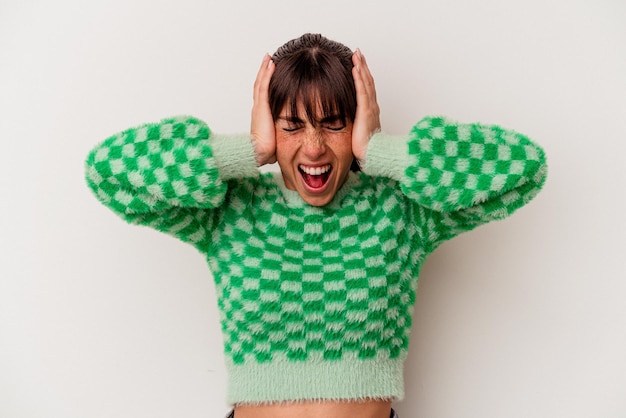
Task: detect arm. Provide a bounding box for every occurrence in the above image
[364,116,548,251]
[84,115,258,249]
[350,50,547,252]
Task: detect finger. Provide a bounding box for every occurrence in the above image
[253,54,275,100]
[253,54,268,93]
[353,54,378,111]
[353,50,377,103]
[356,51,377,101]
[353,65,368,108]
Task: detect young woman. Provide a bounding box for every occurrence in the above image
[85,33,547,418]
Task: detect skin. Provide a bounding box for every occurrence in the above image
[251,49,381,207]
[273,105,354,207]
[241,50,390,418]
[234,401,393,418]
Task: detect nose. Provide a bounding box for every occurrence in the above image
[302,128,326,160]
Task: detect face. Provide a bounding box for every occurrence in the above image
[275,102,354,207]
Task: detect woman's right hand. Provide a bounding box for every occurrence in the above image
[251,54,276,166]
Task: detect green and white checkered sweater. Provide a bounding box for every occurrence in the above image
[85,115,547,404]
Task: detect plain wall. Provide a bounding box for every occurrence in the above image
[1,0,625,417]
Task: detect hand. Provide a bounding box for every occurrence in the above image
[251,54,277,166]
[351,49,381,165]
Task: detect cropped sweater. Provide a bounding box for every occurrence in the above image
[85,115,547,405]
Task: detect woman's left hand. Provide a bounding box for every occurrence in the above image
[351,49,381,165]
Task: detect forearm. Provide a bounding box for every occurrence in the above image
[412,116,548,250]
[375,115,547,213]
[361,115,547,250]
[85,116,258,219]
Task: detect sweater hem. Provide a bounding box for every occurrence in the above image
[226,356,405,405]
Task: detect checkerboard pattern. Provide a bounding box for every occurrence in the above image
[85,116,225,250]
[210,175,421,365]
[403,116,547,250]
[85,115,547,403]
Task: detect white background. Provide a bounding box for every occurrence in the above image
[1,0,625,417]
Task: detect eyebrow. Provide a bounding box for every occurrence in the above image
[319,115,343,124]
[277,116,304,123]
[277,115,343,124]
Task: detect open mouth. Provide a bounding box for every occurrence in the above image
[298,164,332,190]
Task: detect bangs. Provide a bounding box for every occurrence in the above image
[287,83,345,125]
[269,49,356,124]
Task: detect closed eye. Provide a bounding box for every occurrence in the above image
[319,116,346,132]
[277,116,304,133]
[281,125,302,132]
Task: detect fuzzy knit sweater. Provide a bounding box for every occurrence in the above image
[85,115,547,405]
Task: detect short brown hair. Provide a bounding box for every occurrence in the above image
[269,33,356,125]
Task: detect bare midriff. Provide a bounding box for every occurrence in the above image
[233,399,393,418]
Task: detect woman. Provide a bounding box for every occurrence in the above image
[85,33,547,418]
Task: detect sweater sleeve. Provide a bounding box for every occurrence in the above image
[84,115,258,250]
[363,115,548,252]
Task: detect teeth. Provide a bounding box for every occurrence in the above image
[299,164,331,175]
